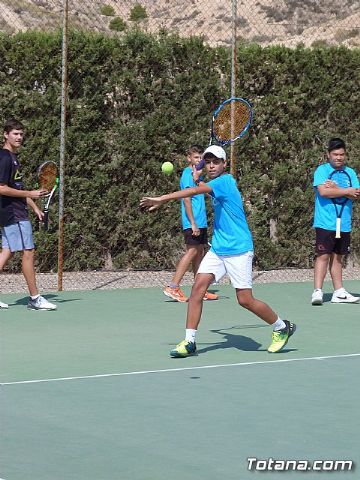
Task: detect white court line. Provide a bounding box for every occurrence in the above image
[1,353,360,386]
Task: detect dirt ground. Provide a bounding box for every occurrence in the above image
[1,264,359,294]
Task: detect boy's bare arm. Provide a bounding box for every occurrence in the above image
[183,196,200,235]
[140,185,212,211]
[0,184,47,199]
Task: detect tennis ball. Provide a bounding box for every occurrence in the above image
[161,161,174,175]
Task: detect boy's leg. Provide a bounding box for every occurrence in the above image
[164,245,202,302]
[186,273,213,329]
[0,248,13,308]
[313,253,330,290]
[2,222,56,310]
[0,248,13,270]
[172,245,202,285]
[170,273,213,358]
[22,249,57,310]
[225,253,295,353]
[21,249,39,297]
[192,245,218,301]
[235,288,277,325]
[236,288,296,353]
[312,253,330,305]
[329,253,343,291]
[312,229,336,305]
[191,245,205,277]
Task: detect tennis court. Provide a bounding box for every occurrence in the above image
[1,279,359,480]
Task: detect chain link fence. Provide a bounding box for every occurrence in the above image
[1,0,359,292]
[2,1,360,47]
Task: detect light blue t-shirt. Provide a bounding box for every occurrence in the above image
[313,162,359,232]
[207,174,253,256]
[180,167,207,230]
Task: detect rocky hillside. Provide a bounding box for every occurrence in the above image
[0,0,359,48]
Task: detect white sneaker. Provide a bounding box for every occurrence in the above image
[311,289,323,305]
[0,301,9,309]
[27,295,57,311]
[331,289,360,304]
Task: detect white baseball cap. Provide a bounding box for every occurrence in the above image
[202,145,226,160]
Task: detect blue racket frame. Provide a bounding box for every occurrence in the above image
[196,97,253,171]
[211,96,253,146]
[329,169,352,238]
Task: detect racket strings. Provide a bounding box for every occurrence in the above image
[213,101,251,142]
[331,171,351,204]
[38,164,57,191]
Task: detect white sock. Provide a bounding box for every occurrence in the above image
[272,317,286,331]
[333,288,344,294]
[314,288,322,293]
[31,294,40,300]
[185,329,197,343]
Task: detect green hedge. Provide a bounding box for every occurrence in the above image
[0,30,359,272]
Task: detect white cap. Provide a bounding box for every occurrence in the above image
[203,145,226,160]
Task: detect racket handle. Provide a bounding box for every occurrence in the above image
[196,159,205,171]
[43,211,49,231]
[335,218,341,239]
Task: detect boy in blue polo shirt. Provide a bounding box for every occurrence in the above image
[312,138,360,305]
[163,144,218,303]
[141,145,296,355]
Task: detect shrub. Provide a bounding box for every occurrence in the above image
[129,4,148,22]
[109,17,127,32]
[100,4,115,16]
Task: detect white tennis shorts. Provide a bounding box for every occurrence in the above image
[197,250,254,289]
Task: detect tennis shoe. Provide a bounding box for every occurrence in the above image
[203,291,219,301]
[170,340,197,358]
[0,301,9,309]
[27,295,57,311]
[267,320,296,353]
[311,289,323,306]
[163,286,188,302]
[331,289,359,304]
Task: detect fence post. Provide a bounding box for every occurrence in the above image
[57,0,68,291]
[230,0,237,177]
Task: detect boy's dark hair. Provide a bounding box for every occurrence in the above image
[187,144,203,155]
[4,118,24,134]
[328,137,346,152]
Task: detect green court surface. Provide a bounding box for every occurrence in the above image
[1,280,360,480]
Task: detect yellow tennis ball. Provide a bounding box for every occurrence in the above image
[161,161,174,175]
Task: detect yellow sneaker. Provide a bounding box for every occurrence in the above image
[163,286,188,302]
[267,320,296,353]
[170,340,197,358]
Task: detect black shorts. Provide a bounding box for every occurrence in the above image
[183,227,208,246]
[315,228,351,255]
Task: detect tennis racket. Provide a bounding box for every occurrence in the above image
[196,97,253,170]
[37,161,58,231]
[329,169,352,238]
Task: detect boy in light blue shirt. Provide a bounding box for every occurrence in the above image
[312,138,360,305]
[163,144,218,303]
[141,145,296,355]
